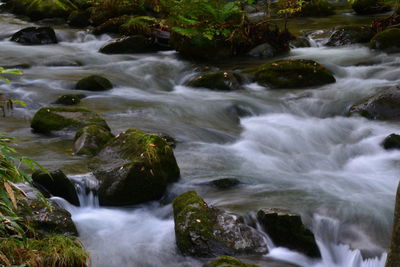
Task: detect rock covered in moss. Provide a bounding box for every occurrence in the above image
[385,182,400,267]
[257,208,320,258]
[74,125,114,156]
[352,0,391,14]
[32,169,80,206]
[203,256,259,267]
[297,0,335,17]
[326,25,374,46]
[249,59,335,89]
[382,134,400,150]
[349,86,400,120]
[4,0,77,20]
[75,75,113,91]
[10,27,58,45]
[187,71,243,91]
[31,106,109,133]
[16,184,78,237]
[91,129,180,206]
[370,28,400,53]
[173,191,267,257]
[54,94,86,105]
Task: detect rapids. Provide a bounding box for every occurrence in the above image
[1,9,399,267]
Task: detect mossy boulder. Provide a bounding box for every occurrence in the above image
[257,208,321,258]
[352,0,391,14]
[74,125,114,156]
[203,256,259,267]
[349,86,400,120]
[187,71,243,91]
[10,27,58,45]
[5,0,77,20]
[75,75,113,91]
[382,134,400,150]
[91,129,180,206]
[370,28,400,53]
[173,191,267,257]
[298,0,335,17]
[99,35,162,54]
[54,94,86,105]
[326,25,375,46]
[249,59,335,89]
[16,184,78,237]
[31,106,109,133]
[32,169,80,206]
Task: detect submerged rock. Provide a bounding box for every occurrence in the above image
[31,106,109,133]
[203,256,259,267]
[74,125,114,156]
[370,28,400,53]
[257,208,320,258]
[382,134,400,150]
[352,0,391,15]
[54,94,86,105]
[75,75,113,91]
[92,129,180,206]
[32,169,80,206]
[249,59,335,89]
[173,191,267,257]
[349,86,400,120]
[10,27,58,45]
[248,43,280,58]
[326,25,375,46]
[187,71,243,91]
[210,178,241,190]
[16,184,78,237]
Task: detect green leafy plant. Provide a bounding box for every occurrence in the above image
[0,68,22,83]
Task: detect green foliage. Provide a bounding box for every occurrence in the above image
[168,0,245,41]
[121,16,159,36]
[0,67,22,83]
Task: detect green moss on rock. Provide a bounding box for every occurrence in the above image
[5,0,78,20]
[204,256,259,267]
[31,106,109,133]
[352,0,391,15]
[187,71,242,91]
[74,125,114,156]
[173,191,267,257]
[370,28,400,53]
[92,129,180,205]
[250,59,335,89]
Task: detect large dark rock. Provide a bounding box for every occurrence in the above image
[352,0,391,15]
[382,134,400,150]
[257,208,321,258]
[203,256,258,267]
[31,106,109,133]
[75,75,113,91]
[173,191,267,257]
[326,25,375,46]
[187,71,243,91]
[32,169,80,206]
[74,125,114,156]
[248,43,280,58]
[370,28,400,53]
[99,35,166,54]
[349,86,400,120]
[386,182,400,267]
[10,27,58,45]
[54,94,86,106]
[249,59,335,89]
[4,0,77,20]
[16,183,78,237]
[91,129,180,206]
[298,0,335,17]
[290,37,311,48]
[68,10,91,28]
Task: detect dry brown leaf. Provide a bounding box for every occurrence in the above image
[0,253,11,266]
[4,182,17,209]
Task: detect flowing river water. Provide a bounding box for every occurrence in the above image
[0,9,399,267]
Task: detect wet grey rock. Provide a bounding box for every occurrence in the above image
[11,27,58,45]
[382,134,400,150]
[326,25,375,46]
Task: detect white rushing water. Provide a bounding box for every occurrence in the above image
[1,11,399,267]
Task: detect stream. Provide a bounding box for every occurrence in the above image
[0,9,399,267]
